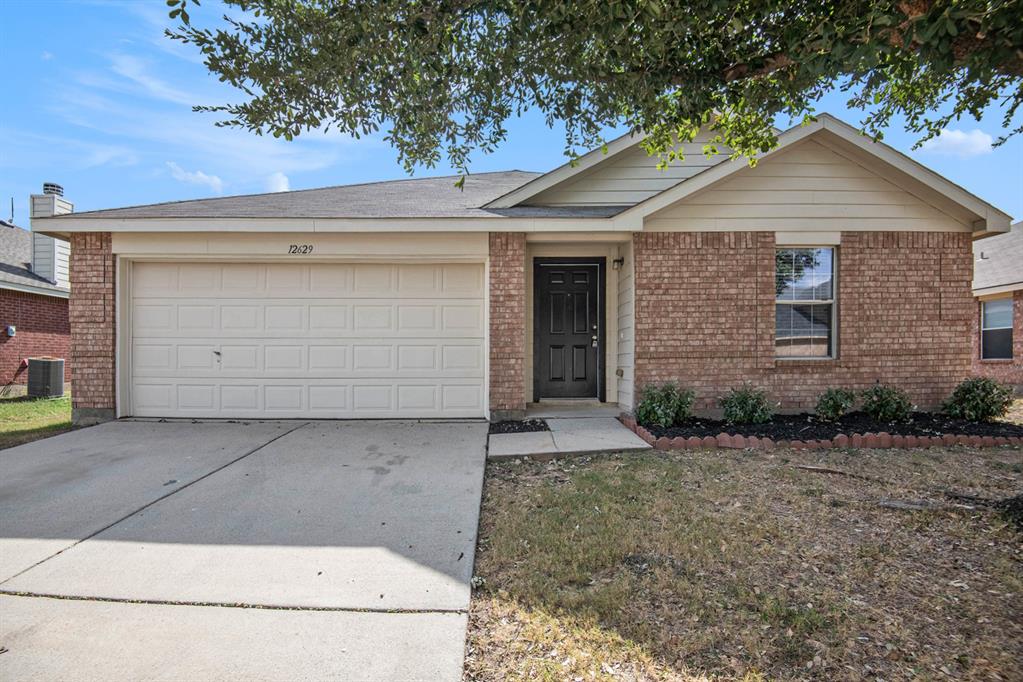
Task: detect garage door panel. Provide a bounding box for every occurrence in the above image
[130,378,485,418]
[132,340,483,379]
[130,262,485,418]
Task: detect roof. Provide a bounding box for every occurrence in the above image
[0,221,70,297]
[33,113,1013,234]
[53,171,553,220]
[974,221,1023,295]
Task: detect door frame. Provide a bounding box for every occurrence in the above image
[531,256,607,403]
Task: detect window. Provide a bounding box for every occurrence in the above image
[981,298,1013,360]
[775,247,834,358]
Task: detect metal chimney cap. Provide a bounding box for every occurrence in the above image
[42,182,64,196]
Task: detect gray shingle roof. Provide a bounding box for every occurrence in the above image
[974,222,1023,293]
[0,221,70,295]
[52,171,556,219]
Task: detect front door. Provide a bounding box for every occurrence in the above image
[533,258,604,400]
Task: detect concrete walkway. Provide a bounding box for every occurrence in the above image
[0,419,487,681]
[488,416,651,458]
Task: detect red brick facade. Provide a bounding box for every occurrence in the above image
[69,232,116,422]
[633,231,974,412]
[0,289,70,388]
[488,232,527,418]
[971,290,1023,391]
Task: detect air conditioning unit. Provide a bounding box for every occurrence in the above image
[28,357,65,398]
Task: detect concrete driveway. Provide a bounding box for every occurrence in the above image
[0,419,488,681]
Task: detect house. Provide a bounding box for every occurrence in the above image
[972,221,1022,392]
[30,114,1013,425]
[1,202,71,395]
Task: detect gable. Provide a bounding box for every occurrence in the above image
[643,140,972,233]
[526,130,730,207]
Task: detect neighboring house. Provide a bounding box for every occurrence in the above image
[1,207,71,394]
[31,114,1013,425]
[972,221,1022,392]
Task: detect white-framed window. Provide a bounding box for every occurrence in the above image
[981,297,1013,360]
[775,247,835,358]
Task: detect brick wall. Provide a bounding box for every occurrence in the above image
[0,289,70,389]
[489,232,526,418]
[69,232,116,422]
[971,290,1023,392]
[633,231,973,412]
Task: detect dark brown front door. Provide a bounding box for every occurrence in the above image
[533,258,605,400]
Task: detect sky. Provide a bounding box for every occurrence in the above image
[2,0,1021,224]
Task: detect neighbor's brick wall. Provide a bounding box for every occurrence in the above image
[971,290,1023,391]
[633,231,973,412]
[489,232,527,416]
[69,232,116,412]
[0,289,70,386]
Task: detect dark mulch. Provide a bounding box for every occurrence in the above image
[646,410,1023,441]
[488,418,549,435]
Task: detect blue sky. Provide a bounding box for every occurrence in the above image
[2,0,1021,223]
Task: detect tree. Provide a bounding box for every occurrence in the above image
[167,0,1023,174]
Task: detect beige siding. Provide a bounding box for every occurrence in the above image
[530,131,730,206]
[645,140,971,232]
[54,237,70,287]
[615,239,635,409]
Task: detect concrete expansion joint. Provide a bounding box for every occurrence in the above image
[0,591,468,616]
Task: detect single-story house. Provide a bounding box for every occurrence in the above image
[972,221,1022,392]
[31,114,1013,425]
[1,212,71,395]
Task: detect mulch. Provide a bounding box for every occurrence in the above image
[645,410,1023,441]
[488,418,549,435]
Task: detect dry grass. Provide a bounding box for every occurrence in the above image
[466,445,1023,681]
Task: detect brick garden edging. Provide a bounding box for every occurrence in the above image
[618,416,1023,450]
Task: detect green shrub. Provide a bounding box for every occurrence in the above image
[815,388,857,422]
[860,384,913,422]
[719,384,775,424]
[942,377,1014,422]
[635,383,695,428]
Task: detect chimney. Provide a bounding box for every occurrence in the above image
[29,182,72,287]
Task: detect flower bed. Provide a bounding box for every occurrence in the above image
[619,411,1023,450]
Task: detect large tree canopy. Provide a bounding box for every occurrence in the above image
[168,0,1023,173]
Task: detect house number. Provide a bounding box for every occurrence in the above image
[288,244,314,254]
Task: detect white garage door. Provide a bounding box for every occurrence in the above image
[130,261,485,418]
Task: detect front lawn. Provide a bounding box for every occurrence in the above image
[466,446,1022,681]
[0,394,73,449]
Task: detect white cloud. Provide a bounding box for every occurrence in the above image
[919,128,993,158]
[41,51,54,61]
[108,53,199,106]
[265,172,290,192]
[166,161,223,193]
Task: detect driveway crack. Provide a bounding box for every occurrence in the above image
[0,421,310,586]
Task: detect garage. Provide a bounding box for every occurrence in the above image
[128,261,486,418]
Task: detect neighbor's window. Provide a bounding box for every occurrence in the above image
[775,248,835,358]
[981,298,1013,360]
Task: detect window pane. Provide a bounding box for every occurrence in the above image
[776,303,832,357]
[775,248,833,301]
[982,328,1013,359]
[982,299,1013,330]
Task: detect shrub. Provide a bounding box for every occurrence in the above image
[942,377,1014,422]
[815,388,857,422]
[719,384,775,424]
[635,383,695,428]
[860,384,913,422]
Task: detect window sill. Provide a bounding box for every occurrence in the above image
[775,357,837,364]
[979,358,1014,363]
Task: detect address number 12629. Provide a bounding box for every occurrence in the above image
[288,244,314,254]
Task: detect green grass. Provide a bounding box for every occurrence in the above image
[0,394,73,449]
